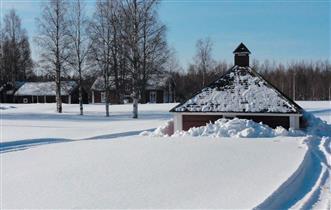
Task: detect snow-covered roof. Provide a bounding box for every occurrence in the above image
[171,66,303,113]
[91,77,116,91]
[146,74,169,90]
[15,81,77,96]
[91,74,170,91]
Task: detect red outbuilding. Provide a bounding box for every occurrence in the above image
[170,43,304,131]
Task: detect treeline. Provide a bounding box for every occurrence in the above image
[171,59,331,102]
[0,10,33,83]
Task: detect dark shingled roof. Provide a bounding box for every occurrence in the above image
[233,42,251,54]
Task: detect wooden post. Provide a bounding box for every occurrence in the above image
[174,113,183,131]
[68,95,71,104]
[289,116,300,129]
[92,91,95,104]
[44,95,46,103]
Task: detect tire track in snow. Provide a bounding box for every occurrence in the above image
[254,136,330,210]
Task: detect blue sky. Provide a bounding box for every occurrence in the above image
[1,0,330,68]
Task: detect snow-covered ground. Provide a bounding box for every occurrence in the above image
[1,101,330,209]
[297,101,331,124]
[1,103,173,143]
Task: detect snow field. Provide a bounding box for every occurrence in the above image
[1,101,330,209]
[2,136,306,209]
[1,103,175,142]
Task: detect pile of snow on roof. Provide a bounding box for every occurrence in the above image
[175,66,297,113]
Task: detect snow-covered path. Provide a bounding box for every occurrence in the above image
[255,136,331,210]
[1,101,330,209]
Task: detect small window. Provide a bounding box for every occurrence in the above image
[149,91,157,103]
[101,92,106,103]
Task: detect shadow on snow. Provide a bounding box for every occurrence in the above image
[0,129,155,154]
[1,112,171,122]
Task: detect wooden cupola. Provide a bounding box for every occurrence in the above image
[233,43,251,67]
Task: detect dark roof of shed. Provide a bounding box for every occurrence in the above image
[233,43,251,54]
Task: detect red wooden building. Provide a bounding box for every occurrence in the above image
[170,43,304,131]
[91,74,175,104]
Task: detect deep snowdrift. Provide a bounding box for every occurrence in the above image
[141,112,331,138]
[141,118,302,138]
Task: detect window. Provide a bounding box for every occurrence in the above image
[101,92,106,103]
[149,91,157,103]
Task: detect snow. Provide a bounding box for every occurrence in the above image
[1,103,174,143]
[143,111,331,139]
[91,76,116,91]
[1,101,330,209]
[142,118,304,138]
[2,136,306,209]
[297,100,331,124]
[174,66,299,113]
[14,81,77,96]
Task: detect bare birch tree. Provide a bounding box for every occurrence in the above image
[36,0,70,113]
[121,0,168,118]
[68,0,90,115]
[194,37,215,88]
[88,0,121,117]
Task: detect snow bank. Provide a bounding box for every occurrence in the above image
[141,112,331,139]
[140,120,174,137]
[303,112,331,137]
[174,118,293,138]
[141,118,303,138]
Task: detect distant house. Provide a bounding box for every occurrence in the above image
[91,75,175,104]
[144,74,175,103]
[14,81,88,104]
[0,81,25,103]
[90,77,127,104]
[170,43,304,131]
